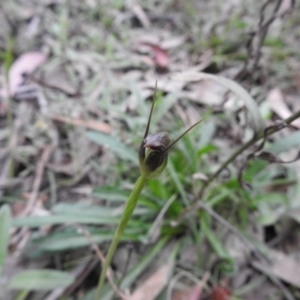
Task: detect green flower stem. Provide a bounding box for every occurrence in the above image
[95,175,148,300]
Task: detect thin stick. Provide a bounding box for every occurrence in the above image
[144,81,158,139]
[74,225,128,300]
[175,109,300,224]
[23,145,54,215]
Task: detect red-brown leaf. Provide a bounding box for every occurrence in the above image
[210,286,231,300]
[140,42,170,69]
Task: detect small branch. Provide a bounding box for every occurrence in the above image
[23,145,54,215]
[74,225,128,300]
[237,0,284,79]
[29,75,81,98]
[175,109,300,223]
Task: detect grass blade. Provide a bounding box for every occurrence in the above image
[9,269,74,290]
[201,216,230,260]
[86,131,136,163]
[32,230,143,251]
[0,205,11,275]
[13,214,120,227]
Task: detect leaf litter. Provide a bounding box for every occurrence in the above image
[0,0,300,299]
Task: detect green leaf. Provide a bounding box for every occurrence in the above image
[201,216,230,259]
[93,185,159,209]
[173,72,265,134]
[0,205,11,275]
[33,230,142,251]
[13,214,119,227]
[86,131,136,162]
[152,93,178,126]
[9,269,74,290]
[52,203,150,217]
[198,120,216,148]
[255,193,287,226]
[197,144,219,157]
[14,214,150,228]
[167,160,188,206]
[93,186,130,202]
[206,188,234,207]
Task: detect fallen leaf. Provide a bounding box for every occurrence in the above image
[0,101,8,116]
[210,285,231,300]
[187,273,210,300]
[171,273,209,300]
[50,115,112,133]
[129,263,174,300]
[255,150,300,163]
[11,202,27,217]
[267,88,300,128]
[279,0,294,15]
[31,64,79,97]
[173,71,265,134]
[252,248,300,288]
[3,52,47,97]
[171,290,192,300]
[129,3,151,28]
[140,42,170,69]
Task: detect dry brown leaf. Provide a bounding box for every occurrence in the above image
[51,115,112,133]
[3,52,47,97]
[11,201,27,217]
[171,290,192,300]
[252,249,300,288]
[129,263,174,300]
[210,285,231,300]
[267,88,300,128]
[130,2,151,28]
[187,273,210,300]
[279,0,294,15]
[32,64,79,97]
[170,272,209,300]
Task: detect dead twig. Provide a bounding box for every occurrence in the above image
[11,145,53,255]
[50,115,112,134]
[29,75,81,98]
[74,225,128,300]
[44,259,98,300]
[237,0,286,80]
[22,145,54,216]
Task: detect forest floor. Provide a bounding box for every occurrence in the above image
[1,1,300,300]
